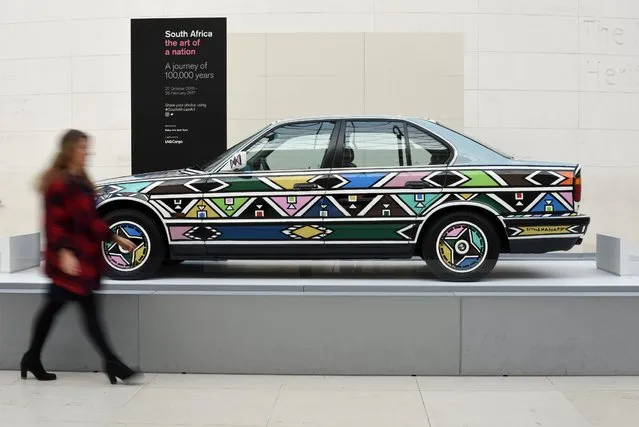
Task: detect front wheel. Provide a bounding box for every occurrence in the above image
[101,209,165,280]
[422,212,500,282]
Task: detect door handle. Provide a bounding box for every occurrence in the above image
[404,181,430,189]
[293,183,319,191]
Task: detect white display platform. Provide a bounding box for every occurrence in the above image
[1,259,638,376]
[1,258,637,293]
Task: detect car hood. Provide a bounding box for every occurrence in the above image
[95,168,197,186]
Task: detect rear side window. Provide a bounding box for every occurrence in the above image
[341,120,450,168]
[406,125,451,166]
[342,120,407,168]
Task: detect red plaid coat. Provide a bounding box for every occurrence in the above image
[44,175,113,295]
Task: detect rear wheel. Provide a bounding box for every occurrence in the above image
[101,209,165,280]
[422,212,500,282]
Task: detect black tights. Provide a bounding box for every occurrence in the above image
[27,284,116,362]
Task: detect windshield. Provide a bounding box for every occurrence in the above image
[200,129,265,171]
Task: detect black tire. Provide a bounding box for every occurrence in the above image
[101,209,165,280]
[422,212,500,282]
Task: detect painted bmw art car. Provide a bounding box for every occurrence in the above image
[95,115,590,282]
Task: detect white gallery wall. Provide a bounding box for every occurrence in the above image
[1,0,638,253]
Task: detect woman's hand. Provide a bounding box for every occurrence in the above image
[114,235,137,252]
[59,249,80,276]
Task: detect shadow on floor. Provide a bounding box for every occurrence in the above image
[154,260,567,282]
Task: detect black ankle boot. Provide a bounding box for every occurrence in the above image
[20,352,57,381]
[104,359,141,385]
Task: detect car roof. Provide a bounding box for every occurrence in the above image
[269,115,438,125]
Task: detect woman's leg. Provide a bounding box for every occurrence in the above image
[22,286,69,380]
[77,292,140,384]
[26,298,66,357]
[76,292,116,361]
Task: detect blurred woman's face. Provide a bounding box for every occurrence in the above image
[72,138,89,168]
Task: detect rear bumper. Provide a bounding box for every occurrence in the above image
[502,214,590,254]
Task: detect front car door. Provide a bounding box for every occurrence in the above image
[195,120,339,258]
[323,119,452,257]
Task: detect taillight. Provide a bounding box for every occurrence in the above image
[574,170,582,203]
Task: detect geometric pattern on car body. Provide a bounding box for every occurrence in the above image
[146,189,574,221]
[282,225,332,240]
[166,220,587,242]
[96,167,581,242]
[183,226,222,241]
[328,194,376,217]
[166,223,419,242]
[96,168,576,196]
[149,188,572,220]
[358,194,414,218]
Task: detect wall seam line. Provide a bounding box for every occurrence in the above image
[577,0,582,132]
[459,295,463,375]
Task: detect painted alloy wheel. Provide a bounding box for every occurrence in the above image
[102,221,151,272]
[436,221,488,273]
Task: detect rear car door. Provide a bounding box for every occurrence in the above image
[321,119,448,256]
[200,120,339,258]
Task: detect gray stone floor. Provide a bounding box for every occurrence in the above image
[1,371,638,426]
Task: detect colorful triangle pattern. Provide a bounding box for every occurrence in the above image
[117,182,152,193]
[460,171,499,187]
[398,194,442,215]
[185,200,220,218]
[341,173,387,189]
[211,197,250,216]
[270,196,316,216]
[304,197,346,218]
[531,193,568,213]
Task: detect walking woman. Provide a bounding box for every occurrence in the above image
[21,129,141,384]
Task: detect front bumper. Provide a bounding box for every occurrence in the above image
[502,214,590,254]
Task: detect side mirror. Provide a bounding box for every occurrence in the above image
[227,151,248,171]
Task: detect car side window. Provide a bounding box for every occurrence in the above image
[245,121,335,171]
[343,121,407,168]
[406,125,451,166]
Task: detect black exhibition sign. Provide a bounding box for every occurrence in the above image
[130,17,227,174]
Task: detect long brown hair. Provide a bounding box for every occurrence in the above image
[37,129,93,193]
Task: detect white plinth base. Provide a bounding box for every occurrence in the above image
[0,260,639,375]
[596,234,639,276]
[0,233,41,273]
